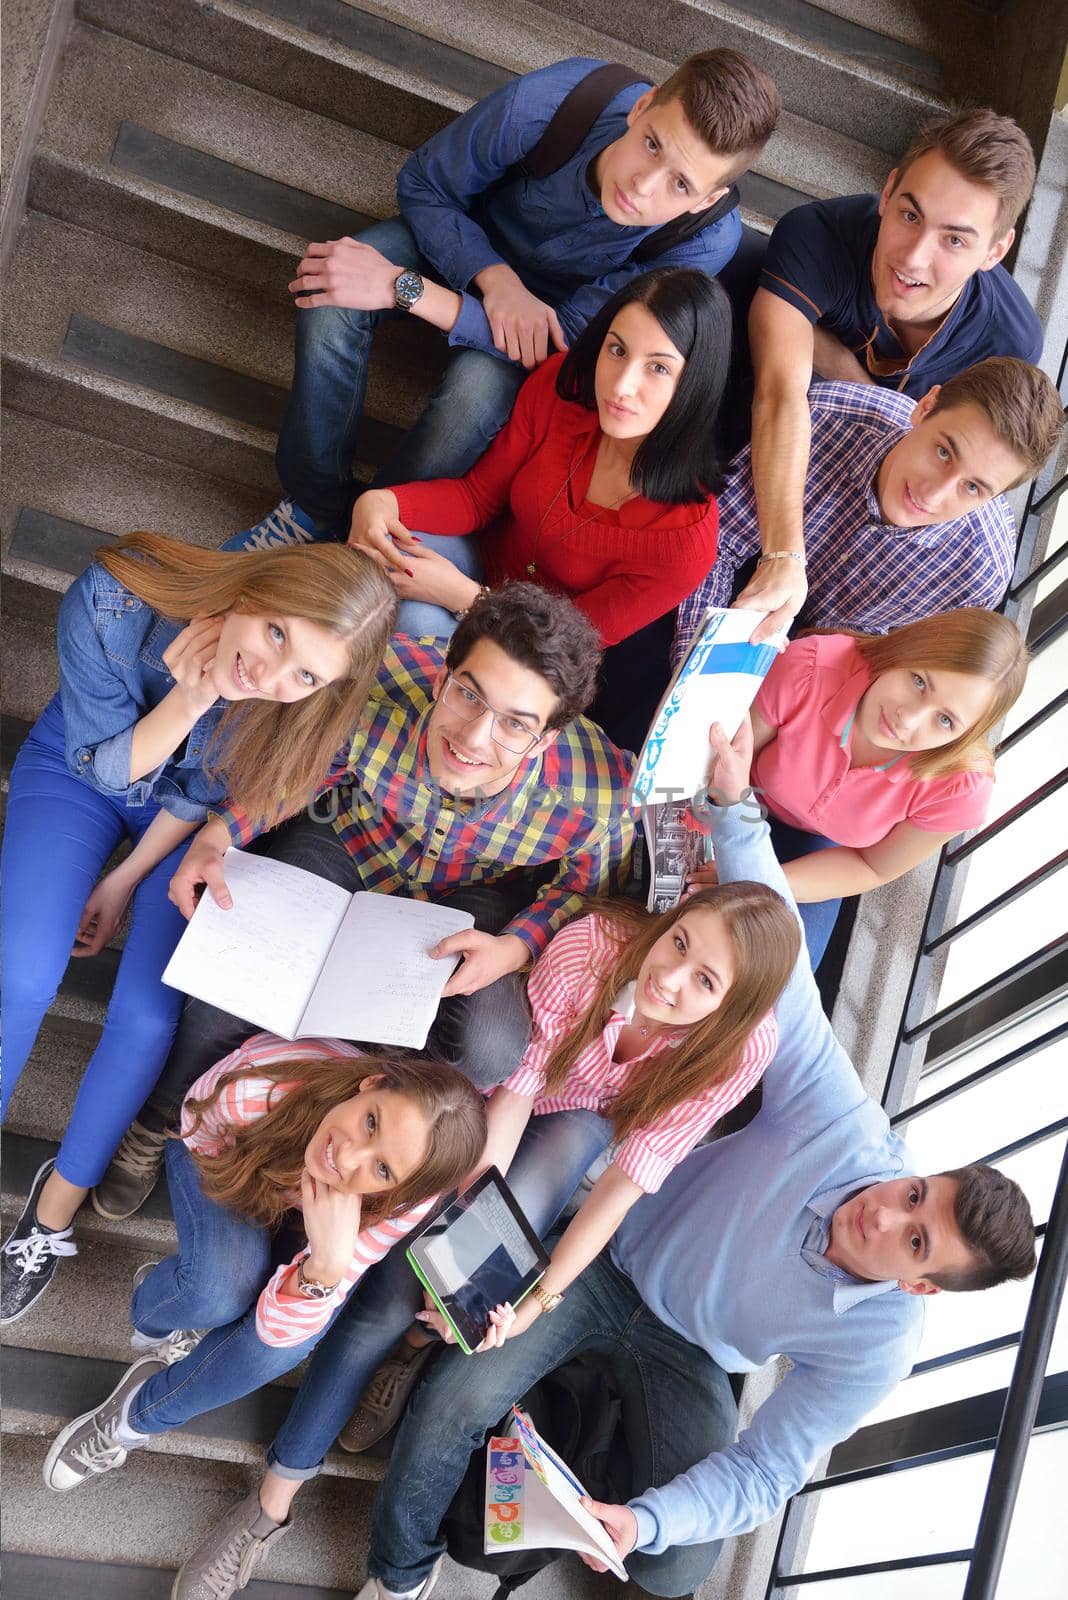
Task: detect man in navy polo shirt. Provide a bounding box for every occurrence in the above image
[738,107,1042,642]
[238,51,780,551]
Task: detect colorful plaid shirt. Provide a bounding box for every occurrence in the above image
[674,382,1016,666]
[221,636,635,957]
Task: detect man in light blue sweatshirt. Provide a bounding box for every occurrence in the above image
[352,725,1036,1600]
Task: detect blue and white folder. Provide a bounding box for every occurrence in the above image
[629,608,778,806]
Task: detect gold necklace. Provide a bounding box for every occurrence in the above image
[525,442,634,578]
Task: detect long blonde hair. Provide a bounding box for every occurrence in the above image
[811,609,1029,779]
[541,882,799,1145]
[96,532,397,820]
[181,1052,487,1228]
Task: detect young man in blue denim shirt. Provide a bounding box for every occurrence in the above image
[241,50,779,549]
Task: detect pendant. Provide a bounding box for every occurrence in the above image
[526,562,536,576]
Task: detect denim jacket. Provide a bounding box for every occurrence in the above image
[56,561,226,821]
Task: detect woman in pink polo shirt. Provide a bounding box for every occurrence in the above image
[708,608,1028,969]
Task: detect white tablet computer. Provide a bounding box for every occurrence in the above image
[406,1167,551,1355]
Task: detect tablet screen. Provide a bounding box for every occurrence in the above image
[407,1169,550,1353]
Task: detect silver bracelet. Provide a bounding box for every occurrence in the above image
[454,583,491,620]
[757,550,806,565]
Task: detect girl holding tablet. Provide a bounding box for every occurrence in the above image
[348,266,729,648]
[1,533,395,1325]
[42,1032,486,1500]
[689,609,1029,969]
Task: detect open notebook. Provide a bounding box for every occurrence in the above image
[162,849,474,1049]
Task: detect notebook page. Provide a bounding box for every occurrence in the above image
[299,892,475,1048]
[163,849,351,1039]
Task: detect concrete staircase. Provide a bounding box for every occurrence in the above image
[0,1,1043,1595]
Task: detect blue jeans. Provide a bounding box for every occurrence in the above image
[267,1108,613,1479]
[394,529,485,640]
[0,698,189,1185]
[277,216,527,530]
[767,816,840,971]
[368,1248,737,1598]
[128,1141,342,1433]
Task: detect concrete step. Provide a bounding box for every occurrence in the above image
[524,0,950,155]
[1,208,433,488]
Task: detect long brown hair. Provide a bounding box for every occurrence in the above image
[812,609,1029,779]
[95,531,397,820]
[541,883,799,1145]
[181,1052,486,1229]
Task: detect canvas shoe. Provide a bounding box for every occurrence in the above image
[231,497,324,552]
[338,1336,439,1453]
[352,1557,442,1600]
[0,1158,78,1325]
[42,1355,165,1491]
[129,1261,202,1364]
[91,1120,167,1220]
[170,1490,291,1600]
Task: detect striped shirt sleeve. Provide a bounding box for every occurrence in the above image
[613,1011,779,1192]
[502,918,614,1098]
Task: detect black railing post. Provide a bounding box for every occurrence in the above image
[961,1140,1068,1600]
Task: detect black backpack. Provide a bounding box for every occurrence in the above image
[494,61,740,264]
[440,1352,632,1597]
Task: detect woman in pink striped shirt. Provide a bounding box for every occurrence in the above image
[42,1031,485,1495]
[336,850,799,1459]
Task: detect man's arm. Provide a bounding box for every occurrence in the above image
[737,289,815,641]
[811,325,874,384]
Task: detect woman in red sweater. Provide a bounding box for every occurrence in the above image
[348,268,730,677]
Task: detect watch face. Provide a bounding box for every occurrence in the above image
[394,270,423,309]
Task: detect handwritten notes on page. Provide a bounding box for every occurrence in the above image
[163,849,476,1048]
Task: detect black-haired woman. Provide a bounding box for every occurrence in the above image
[348,266,731,664]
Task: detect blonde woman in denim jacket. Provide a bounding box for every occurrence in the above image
[0,532,395,1324]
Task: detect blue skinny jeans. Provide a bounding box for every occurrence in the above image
[0,698,189,1185]
[277,215,526,531]
[767,815,840,971]
[265,1108,613,1481]
[128,1140,346,1433]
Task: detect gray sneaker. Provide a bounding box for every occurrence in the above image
[338,1336,438,1453]
[43,1355,164,1492]
[130,1261,202,1364]
[171,1490,290,1599]
[352,1557,442,1600]
[92,1120,167,1219]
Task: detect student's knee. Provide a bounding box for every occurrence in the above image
[436,353,525,444]
[166,1265,265,1331]
[626,1536,723,1597]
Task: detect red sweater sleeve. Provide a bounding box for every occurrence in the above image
[391,359,557,536]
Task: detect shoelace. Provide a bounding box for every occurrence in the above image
[113,1125,165,1177]
[2,1229,77,1277]
[69,1419,127,1477]
[243,500,315,552]
[164,1328,202,1364]
[204,1526,265,1598]
[363,1347,419,1417]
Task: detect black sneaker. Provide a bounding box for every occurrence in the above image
[1,1158,78,1325]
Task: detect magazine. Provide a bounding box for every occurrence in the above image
[642,798,711,913]
[484,1405,627,1580]
[162,848,474,1049]
[629,607,777,808]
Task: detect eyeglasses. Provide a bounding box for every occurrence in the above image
[439,674,544,754]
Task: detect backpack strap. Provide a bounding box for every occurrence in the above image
[518,62,649,180]
[633,183,742,262]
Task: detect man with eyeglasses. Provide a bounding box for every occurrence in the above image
[91,584,636,1222]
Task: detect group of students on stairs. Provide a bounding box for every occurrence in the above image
[1,44,1062,1600]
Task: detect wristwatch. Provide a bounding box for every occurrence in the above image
[393,269,425,312]
[531,1282,564,1315]
[296,1255,339,1300]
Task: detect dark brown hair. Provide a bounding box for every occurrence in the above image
[652,49,781,183]
[446,582,602,729]
[96,532,396,822]
[182,1052,486,1229]
[926,1163,1036,1291]
[930,358,1064,487]
[540,883,799,1145]
[892,107,1036,235]
[810,609,1029,779]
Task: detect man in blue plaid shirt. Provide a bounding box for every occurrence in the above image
[674,356,1063,666]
